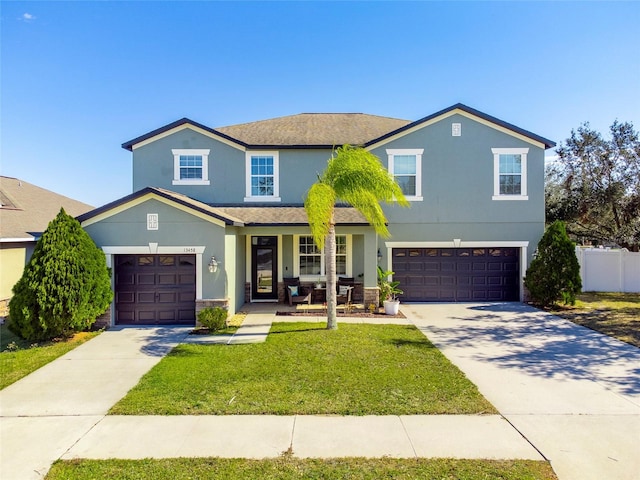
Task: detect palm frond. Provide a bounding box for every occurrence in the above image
[304,182,336,250]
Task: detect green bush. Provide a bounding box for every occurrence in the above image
[197,307,228,331]
[524,221,582,307]
[8,208,113,341]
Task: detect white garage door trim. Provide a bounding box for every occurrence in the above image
[102,244,206,326]
[384,241,529,301]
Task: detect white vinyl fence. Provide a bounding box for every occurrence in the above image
[575,247,640,293]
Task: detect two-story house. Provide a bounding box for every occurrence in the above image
[79,103,554,327]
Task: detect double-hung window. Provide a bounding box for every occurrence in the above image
[386,149,423,201]
[299,236,322,276]
[172,149,210,185]
[245,151,280,202]
[492,148,528,200]
[296,235,350,278]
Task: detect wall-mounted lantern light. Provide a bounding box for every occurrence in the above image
[208,256,218,273]
[377,248,382,263]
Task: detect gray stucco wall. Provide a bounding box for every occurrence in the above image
[369,113,546,267]
[132,130,334,205]
[132,129,246,204]
[82,198,228,300]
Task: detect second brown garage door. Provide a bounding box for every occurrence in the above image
[392,247,520,302]
[114,254,196,325]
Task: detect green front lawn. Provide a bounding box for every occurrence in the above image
[0,323,100,390]
[47,457,557,480]
[550,292,640,347]
[110,322,495,415]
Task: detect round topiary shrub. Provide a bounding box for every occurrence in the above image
[197,306,228,332]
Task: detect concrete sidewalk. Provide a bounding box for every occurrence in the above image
[61,414,541,461]
[405,303,640,480]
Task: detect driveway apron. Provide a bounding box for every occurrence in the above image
[405,303,640,480]
[0,326,190,480]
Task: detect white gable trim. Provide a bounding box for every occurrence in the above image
[367,108,547,150]
[131,124,246,152]
[80,193,228,228]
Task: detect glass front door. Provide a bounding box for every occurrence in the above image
[251,236,278,300]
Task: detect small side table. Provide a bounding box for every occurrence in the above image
[313,287,326,304]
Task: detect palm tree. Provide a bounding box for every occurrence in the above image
[304,145,409,329]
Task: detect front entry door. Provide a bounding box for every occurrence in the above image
[251,236,278,300]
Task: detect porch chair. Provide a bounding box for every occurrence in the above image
[336,278,354,309]
[284,277,312,307]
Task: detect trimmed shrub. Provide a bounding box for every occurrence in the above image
[8,208,113,341]
[524,221,582,307]
[197,307,228,331]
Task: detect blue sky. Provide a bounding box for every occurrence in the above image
[2,1,639,207]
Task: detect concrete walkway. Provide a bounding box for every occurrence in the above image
[404,303,640,480]
[1,304,639,479]
[0,326,191,479]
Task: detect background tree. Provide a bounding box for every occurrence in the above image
[304,145,409,329]
[524,221,582,307]
[8,208,113,341]
[546,121,640,250]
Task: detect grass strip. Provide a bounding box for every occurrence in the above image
[47,457,557,480]
[110,322,495,415]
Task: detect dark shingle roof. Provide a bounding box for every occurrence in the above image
[215,113,411,147]
[215,206,368,226]
[0,176,94,240]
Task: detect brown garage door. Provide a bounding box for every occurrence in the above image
[115,254,196,325]
[392,247,520,302]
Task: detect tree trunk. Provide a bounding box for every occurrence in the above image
[325,214,337,330]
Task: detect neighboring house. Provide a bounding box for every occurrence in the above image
[78,103,555,327]
[0,176,94,313]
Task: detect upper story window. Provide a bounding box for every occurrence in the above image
[492,148,529,200]
[386,149,423,201]
[245,151,281,202]
[172,149,210,185]
[295,234,350,278]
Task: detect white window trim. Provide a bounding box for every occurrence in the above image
[492,148,528,200]
[293,234,352,280]
[244,151,281,202]
[386,148,423,201]
[172,149,210,185]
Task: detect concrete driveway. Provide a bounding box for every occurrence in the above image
[404,303,640,480]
